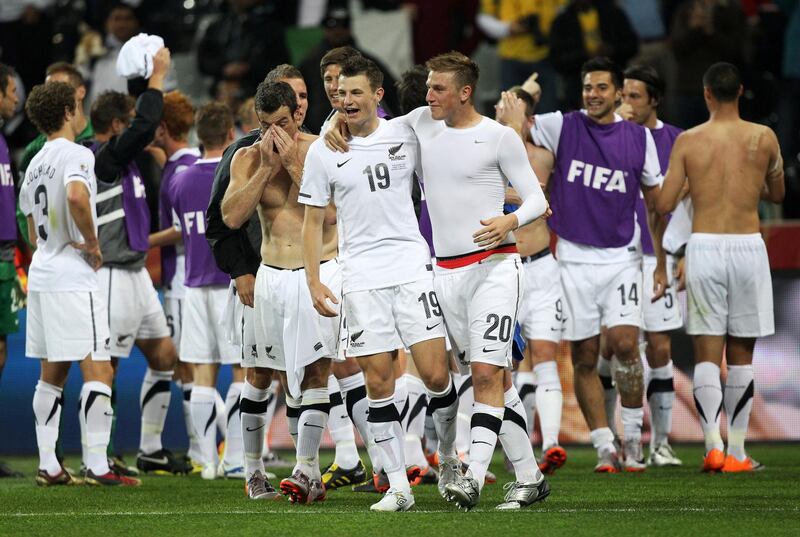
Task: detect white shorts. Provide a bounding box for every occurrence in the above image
[433,254,523,371]
[517,250,563,343]
[239,302,260,367]
[642,254,683,332]
[343,276,445,357]
[686,233,774,337]
[254,260,342,397]
[98,266,171,357]
[163,297,183,352]
[179,286,240,364]
[560,259,642,341]
[26,290,110,362]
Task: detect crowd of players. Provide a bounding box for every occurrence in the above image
[1,36,784,512]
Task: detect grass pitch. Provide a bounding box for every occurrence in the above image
[0,445,798,537]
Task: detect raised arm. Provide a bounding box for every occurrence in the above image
[221,134,278,229]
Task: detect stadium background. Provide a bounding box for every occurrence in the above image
[1,223,797,455]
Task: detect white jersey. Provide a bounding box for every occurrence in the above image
[19,138,100,292]
[300,118,431,293]
[399,106,547,258]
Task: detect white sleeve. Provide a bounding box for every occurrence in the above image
[64,148,94,189]
[298,145,332,207]
[19,177,32,216]
[497,129,548,227]
[530,111,563,154]
[641,129,663,187]
[476,13,511,39]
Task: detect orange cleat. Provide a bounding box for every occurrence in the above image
[701,449,725,473]
[539,445,568,475]
[721,455,764,473]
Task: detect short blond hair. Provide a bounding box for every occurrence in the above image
[425,51,479,94]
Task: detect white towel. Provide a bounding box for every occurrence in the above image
[663,197,693,254]
[116,33,164,79]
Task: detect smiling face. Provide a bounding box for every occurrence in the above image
[323,64,343,110]
[425,70,464,122]
[582,71,619,122]
[621,78,656,126]
[281,76,308,126]
[338,73,382,131]
[256,104,297,139]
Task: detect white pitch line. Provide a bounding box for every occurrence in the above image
[3,507,797,518]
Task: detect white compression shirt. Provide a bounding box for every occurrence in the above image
[399,106,548,258]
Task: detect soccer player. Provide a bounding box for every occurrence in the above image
[89,48,188,475]
[619,65,683,467]
[167,102,243,480]
[21,81,139,487]
[530,56,667,472]
[221,81,336,503]
[148,90,202,467]
[656,62,784,473]
[326,52,550,511]
[495,86,566,475]
[301,56,461,512]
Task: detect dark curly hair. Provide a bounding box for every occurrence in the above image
[254,81,297,116]
[25,82,76,135]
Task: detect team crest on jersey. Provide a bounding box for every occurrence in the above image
[388,143,406,161]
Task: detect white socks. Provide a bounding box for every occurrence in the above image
[693,362,724,453]
[498,387,542,484]
[368,395,408,492]
[621,405,644,445]
[240,381,268,479]
[261,380,279,457]
[327,375,360,469]
[454,374,473,457]
[221,382,243,468]
[177,380,201,461]
[139,368,172,455]
[190,385,218,467]
[597,355,618,436]
[80,381,113,476]
[296,387,330,479]
[647,362,675,448]
[534,361,562,451]
[403,375,430,470]
[590,427,617,457]
[468,402,503,490]
[426,376,458,460]
[33,380,63,476]
[514,371,536,439]
[285,394,301,448]
[725,365,754,461]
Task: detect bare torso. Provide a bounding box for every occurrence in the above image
[682,118,777,234]
[512,143,554,256]
[258,133,338,268]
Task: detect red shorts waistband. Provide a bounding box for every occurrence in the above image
[435,245,518,269]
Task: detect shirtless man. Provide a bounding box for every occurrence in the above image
[221,81,339,503]
[656,62,784,473]
[495,86,565,475]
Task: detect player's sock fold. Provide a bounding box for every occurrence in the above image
[647,362,675,448]
[33,380,63,476]
[80,381,113,476]
[534,361,562,451]
[240,381,269,479]
[693,362,724,453]
[139,368,173,454]
[724,365,754,461]
[498,387,543,484]
[468,403,504,490]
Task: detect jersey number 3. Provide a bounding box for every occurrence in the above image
[363,163,391,192]
[34,184,49,240]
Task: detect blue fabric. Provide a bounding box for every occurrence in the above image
[512,322,527,362]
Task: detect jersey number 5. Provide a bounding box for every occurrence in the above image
[363,163,391,192]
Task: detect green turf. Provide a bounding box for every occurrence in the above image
[1,445,798,536]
